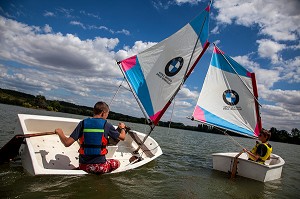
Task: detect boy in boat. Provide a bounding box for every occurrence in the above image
[243,129,272,164]
[55,101,126,174]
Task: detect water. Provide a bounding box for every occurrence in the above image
[0,103,299,199]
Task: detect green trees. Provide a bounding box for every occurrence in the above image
[270,127,300,144]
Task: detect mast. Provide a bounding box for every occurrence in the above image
[250,72,262,135]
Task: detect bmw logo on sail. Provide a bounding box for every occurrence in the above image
[222,90,242,110]
[165,57,184,77]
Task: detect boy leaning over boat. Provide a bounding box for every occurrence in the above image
[55,101,126,174]
[243,129,272,164]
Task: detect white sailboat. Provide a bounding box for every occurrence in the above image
[191,45,285,182]
[0,4,211,175]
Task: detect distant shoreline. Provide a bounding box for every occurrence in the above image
[1,87,299,145]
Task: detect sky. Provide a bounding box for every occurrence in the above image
[0,0,299,132]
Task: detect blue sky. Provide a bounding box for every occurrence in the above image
[0,0,299,132]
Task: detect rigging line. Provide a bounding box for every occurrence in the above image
[167,98,177,134]
[223,131,245,149]
[169,3,211,105]
[213,43,262,107]
[212,125,246,150]
[182,3,210,86]
[109,78,125,106]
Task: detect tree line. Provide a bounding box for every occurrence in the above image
[0,88,299,145]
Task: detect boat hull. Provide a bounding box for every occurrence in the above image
[212,152,284,182]
[16,114,163,175]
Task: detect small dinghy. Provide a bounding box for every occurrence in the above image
[12,114,162,175]
[212,152,285,182]
[189,44,285,182]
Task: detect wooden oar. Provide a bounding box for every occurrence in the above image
[230,151,243,180]
[0,132,56,164]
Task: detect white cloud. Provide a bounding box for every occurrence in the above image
[115,41,157,61]
[43,24,52,33]
[175,0,202,5]
[281,56,300,83]
[70,21,86,29]
[0,16,121,77]
[0,16,160,121]
[44,11,55,17]
[214,0,300,41]
[152,0,203,10]
[257,39,285,63]
[262,104,300,130]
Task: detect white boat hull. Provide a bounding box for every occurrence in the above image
[16,114,163,175]
[212,152,284,182]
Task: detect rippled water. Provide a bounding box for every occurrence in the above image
[0,103,299,198]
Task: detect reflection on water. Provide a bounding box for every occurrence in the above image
[0,103,300,198]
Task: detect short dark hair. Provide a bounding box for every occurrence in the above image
[261,128,271,141]
[93,101,109,115]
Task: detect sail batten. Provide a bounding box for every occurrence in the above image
[192,45,261,138]
[119,5,211,125]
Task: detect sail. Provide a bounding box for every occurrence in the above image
[119,5,210,125]
[192,46,261,137]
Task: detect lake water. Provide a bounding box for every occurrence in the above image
[0,103,299,198]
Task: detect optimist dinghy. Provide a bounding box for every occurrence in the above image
[212,152,285,182]
[190,44,285,182]
[14,114,162,175]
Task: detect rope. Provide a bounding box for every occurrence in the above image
[167,98,177,134]
[109,78,125,106]
[223,131,245,149]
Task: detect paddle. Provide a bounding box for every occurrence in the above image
[230,151,243,180]
[0,132,56,164]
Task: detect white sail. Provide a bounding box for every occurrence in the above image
[192,45,261,137]
[118,5,211,125]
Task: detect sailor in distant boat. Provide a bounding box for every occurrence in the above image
[55,101,127,174]
[243,129,272,164]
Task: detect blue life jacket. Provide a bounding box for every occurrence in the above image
[79,118,108,155]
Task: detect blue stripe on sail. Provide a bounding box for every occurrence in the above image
[201,107,254,137]
[211,52,249,77]
[124,57,154,116]
[189,9,209,46]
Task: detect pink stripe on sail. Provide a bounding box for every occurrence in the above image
[213,46,224,54]
[254,124,260,137]
[149,110,163,124]
[120,55,137,71]
[193,106,206,122]
[246,71,252,77]
[205,5,210,12]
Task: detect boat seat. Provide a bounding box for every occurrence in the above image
[106,146,118,159]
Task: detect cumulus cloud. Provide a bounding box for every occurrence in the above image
[257,39,285,63]
[43,24,52,33]
[0,15,159,120]
[262,104,300,130]
[115,41,157,61]
[214,0,300,41]
[0,16,121,77]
